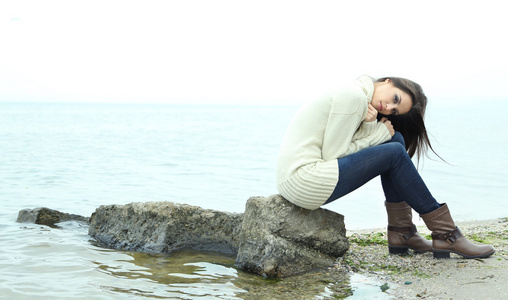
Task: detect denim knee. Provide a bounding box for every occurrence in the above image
[383,142,408,165]
[390,131,405,148]
[394,142,407,154]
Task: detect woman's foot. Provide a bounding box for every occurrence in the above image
[385,201,432,254]
[421,203,495,259]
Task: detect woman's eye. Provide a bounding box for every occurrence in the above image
[394,95,399,104]
[393,108,397,115]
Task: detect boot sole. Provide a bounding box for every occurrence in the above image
[433,249,496,259]
[389,246,430,255]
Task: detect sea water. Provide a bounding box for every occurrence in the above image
[1,100,506,299]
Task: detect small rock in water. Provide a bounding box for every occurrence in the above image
[17,207,89,227]
[380,283,389,292]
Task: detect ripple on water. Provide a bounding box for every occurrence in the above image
[1,217,394,299]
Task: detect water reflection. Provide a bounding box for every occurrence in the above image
[92,248,360,299]
[2,220,389,299]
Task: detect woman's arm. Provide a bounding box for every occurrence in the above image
[344,121,391,156]
[341,104,392,157]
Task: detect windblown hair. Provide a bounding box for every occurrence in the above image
[375,77,442,163]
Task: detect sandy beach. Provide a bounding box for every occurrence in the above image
[339,217,508,299]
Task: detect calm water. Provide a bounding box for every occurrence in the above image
[1,101,506,299]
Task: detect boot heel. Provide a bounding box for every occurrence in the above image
[389,246,409,255]
[433,250,450,259]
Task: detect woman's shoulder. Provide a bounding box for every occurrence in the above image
[298,76,372,116]
[328,80,369,114]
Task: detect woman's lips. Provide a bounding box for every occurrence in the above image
[378,102,383,111]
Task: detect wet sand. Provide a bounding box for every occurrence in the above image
[340,218,508,299]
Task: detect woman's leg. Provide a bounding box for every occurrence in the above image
[324,132,440,214]
[380,132,406,203]
[325,132,495,259]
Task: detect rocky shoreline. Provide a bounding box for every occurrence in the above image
[338,217,508,299]
[18,195,350,278]
[16,203,508,298]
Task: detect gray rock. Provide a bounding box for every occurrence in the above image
[18,194,349,278]
[88,201,243,255]
[17,207,89,227]
[235,195,349,277]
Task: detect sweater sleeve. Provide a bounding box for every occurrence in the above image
[352,120,392,143]
[351,120,377,140]
[341,121,392,157]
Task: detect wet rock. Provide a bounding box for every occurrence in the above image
[235,195,349,277]
[88,201,242,255]
[17,207,89,227]
[19,194,349,278]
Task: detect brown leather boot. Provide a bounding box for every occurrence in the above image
[420,203,495,259]
[385,201,432,254]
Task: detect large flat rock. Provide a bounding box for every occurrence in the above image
[88,201,242,255]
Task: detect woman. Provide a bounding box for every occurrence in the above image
[276,75,494,259]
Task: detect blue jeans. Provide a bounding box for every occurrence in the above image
[324,132,440,214]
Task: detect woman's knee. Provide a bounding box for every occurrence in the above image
[369,142,408,165]
[390,131,406,147]
[385,141,407,158]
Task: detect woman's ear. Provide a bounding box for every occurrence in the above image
[385,78,392,85]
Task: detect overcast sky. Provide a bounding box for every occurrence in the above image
[1,0,507,105]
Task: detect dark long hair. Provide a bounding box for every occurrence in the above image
[375,77,442,164]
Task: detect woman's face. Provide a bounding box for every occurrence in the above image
[372,79,413,115]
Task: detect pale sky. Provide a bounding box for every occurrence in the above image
[1,0,507,105]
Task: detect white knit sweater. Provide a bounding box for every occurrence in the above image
[276,75,392,210]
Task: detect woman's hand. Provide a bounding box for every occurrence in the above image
[364,104,378,122]
[380,117,395,136]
